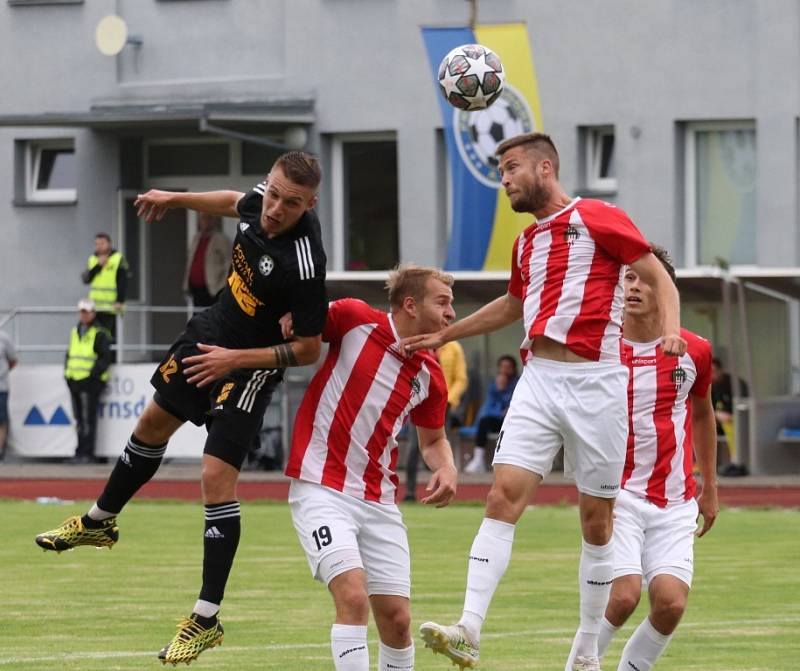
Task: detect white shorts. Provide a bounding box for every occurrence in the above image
[288,479,411,597]
[492,357,629,498]
[613,488,698,587]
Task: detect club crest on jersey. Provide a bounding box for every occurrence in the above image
[239,221,250,233]
[258,254,274,276]
[671,365,687,390]
[564,224,580,245]
[410,377,421,396]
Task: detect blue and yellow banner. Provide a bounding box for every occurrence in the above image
[422,24,544,270]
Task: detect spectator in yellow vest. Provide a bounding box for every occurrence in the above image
[81,232,129,341]
[64,299,112,464]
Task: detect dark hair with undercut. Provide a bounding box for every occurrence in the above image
[273,151,322,190]
[386,263,454,310]
[496,132,560,177]
[649,243,677,285]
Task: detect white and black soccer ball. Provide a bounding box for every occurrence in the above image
[467,96,527,169]
[437,43,504,111]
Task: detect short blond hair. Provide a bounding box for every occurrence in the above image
[386,264,454,309]
[496,132,560,177]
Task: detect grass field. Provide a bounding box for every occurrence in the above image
[1,500,798,670]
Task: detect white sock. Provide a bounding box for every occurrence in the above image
[617,617,672,671]
[331,624,369,671]
[597,616,621,659]
[459,517,515,644]
[87,504,115,521]
[567,540,614,664]
[470,447,485,462]
[378,641,414,671]
[192,599,219,618]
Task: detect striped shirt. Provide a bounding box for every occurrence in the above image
[620,329,713,507]
[285,299,447,503]
[508,198,650,363]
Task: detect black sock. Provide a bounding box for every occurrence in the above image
[199,501,241,605]
[81,515,114,529]
[95,434,167,514]
[190,612,218,628]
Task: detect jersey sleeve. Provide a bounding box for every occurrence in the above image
[410,363,448,430]
[236,182,266,219]
[286,231,328,338]
[507,234,524,299]
[321,298,373,342]
[582,202,651,264]
[689,335,713,398]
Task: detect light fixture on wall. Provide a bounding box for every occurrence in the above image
[95,15,143,57]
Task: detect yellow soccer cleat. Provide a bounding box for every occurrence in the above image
[420,621,479,669]
[35,516,118,553]
[158,615,224,666]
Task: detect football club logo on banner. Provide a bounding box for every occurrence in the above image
[422,23,544,270]
[454,84,535,188]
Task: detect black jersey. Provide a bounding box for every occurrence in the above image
[191,181,327,349]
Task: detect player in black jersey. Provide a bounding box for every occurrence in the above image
[35,151,328,665]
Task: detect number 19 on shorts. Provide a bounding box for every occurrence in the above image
[312,525,332,550]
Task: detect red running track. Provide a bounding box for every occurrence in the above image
[2,479,799,508]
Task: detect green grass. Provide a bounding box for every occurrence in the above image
[1,500,798,670]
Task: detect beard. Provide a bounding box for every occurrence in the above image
[509,180,551,214]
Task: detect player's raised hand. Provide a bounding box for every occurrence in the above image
[400,332,445,357]
[661,332,687,357]
[420,463,458,508]
[183,343,237,387]
[696,484,719,538]
[135,189,173,223]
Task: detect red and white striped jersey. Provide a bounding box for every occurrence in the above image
[508,198,650,363]
[620,329,713,507]
[285,298,448,504]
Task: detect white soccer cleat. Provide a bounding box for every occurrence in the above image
[572,655,601,671]
[420,621,479,668]
[463,454,487,474]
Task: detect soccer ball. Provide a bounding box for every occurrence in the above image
[437,44,504,111]
[467,96,527,169]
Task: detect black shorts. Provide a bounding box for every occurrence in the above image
[151,323,283,469]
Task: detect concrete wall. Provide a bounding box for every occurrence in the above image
[1,0,798,323]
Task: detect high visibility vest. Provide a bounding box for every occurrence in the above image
[64,325,109,382]
[88,251,124,312]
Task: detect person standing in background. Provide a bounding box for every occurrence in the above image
[64,299,112,464]
[183,213,232,308]
[0,329,18,461]
[81,232,129,342]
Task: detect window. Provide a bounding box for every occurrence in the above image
[331,135,399,271]
[147,141,229,177]
[582,126,616,192]
[24,139,77,203]
[685,122,756,266]
[241,142,282,176]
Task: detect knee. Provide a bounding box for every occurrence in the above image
[580,503,614,544]
[335,585,370,623]
[607,588,640,622]
[651,592,687,629]
[485,487,520,522]
[380,606,411,642]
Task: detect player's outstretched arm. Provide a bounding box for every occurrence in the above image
[402,292,522,354]
[134,189,244,223]
[693,389,719,537]
[630,252,686,356]
[182,336,322,387]
[417,426,458,508]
